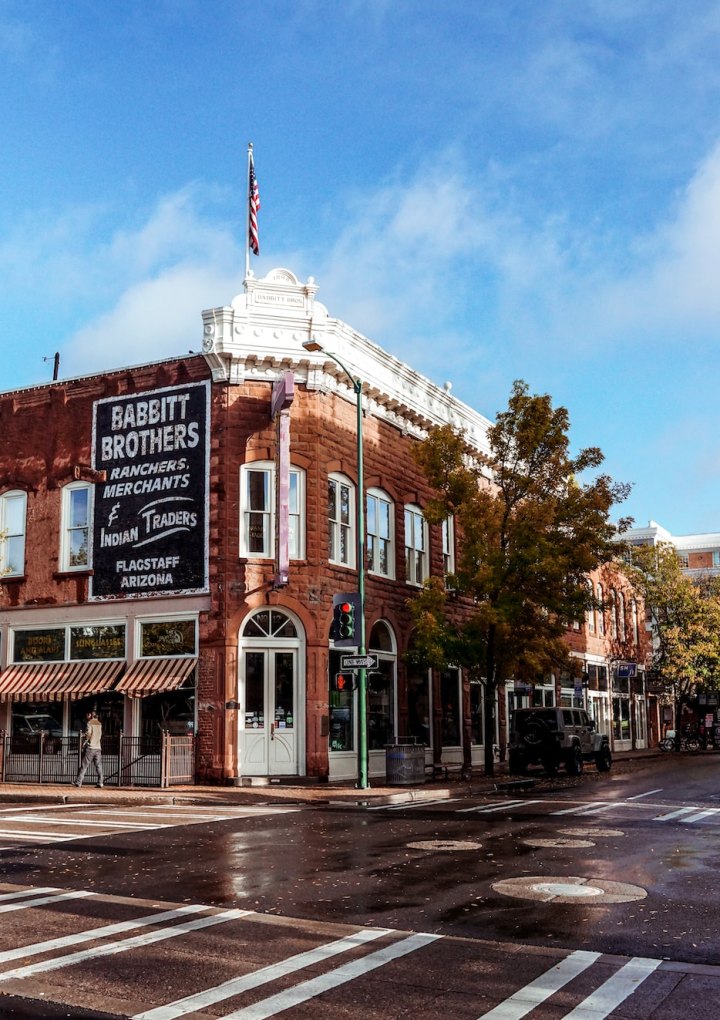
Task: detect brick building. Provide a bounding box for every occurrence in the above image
[0,268,653,785]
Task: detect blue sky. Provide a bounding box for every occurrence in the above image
[2,0,719,535]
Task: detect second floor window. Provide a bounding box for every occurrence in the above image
[367,489,393,577]
[328,474,354,567]
[442,516,455,578]
[240,464,303,559]
[0,490,27,577]
[596,584,605,636]
[404,505,427,585]
[61,483,91,571]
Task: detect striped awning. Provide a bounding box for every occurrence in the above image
[0,659,124,702]
[114,657,197,697]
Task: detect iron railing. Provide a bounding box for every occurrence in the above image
[0,731,195,787]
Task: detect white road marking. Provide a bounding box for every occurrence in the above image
[625,789,663,800]
[0,890,93,913]
[458,800,542,814]
[562,956,660,1019]
[1,815,170,829]
[680,807,720,824]
[653,806,699,821]
[0,908,250,982]
[133,928,394,1020]
[0,887,62,902]
[219,932,441,1020]
[368,799,459,811]
[476,950,601,1019]
[551,802,613,816]
[0,904,210,965]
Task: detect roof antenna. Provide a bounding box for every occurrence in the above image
[43,352,60,381]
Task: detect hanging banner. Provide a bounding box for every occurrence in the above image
[90,380,210,599]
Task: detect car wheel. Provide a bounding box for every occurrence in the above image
[566,744,583,776]
[509,751,527,776]
[595,745,612,772]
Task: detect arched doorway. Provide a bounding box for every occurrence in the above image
[238,608,305,777]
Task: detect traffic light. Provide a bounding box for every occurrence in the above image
[332,592,360,647]
[331,672,355,692]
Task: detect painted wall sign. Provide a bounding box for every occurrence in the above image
[91,381,210,599]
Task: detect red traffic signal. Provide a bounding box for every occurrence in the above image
[332,672,354,692]
[332,592,360,646]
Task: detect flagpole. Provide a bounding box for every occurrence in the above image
[245,142,253,280]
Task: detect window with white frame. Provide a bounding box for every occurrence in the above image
[618,590,626,641]
[404,504,427,585]
[631,599,639,646]
[240,463,304,560]
[328,474,354,567]
[596,584,605,635]
[442,516,455,579]
[61,483,91,571]
[586,580,595,634]
[610,589,618,640]
[366,488,393,577]
[0,490,27,577]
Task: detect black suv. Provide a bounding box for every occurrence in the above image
[508,706,612,777]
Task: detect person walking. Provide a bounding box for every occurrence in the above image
[73,710,104,788]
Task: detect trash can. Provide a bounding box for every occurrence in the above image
[385,742,425,786]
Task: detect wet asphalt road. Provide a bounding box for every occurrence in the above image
[0,753,719,1018]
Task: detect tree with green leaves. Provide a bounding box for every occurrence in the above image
[624,542,720,740]
[408,379,630,776]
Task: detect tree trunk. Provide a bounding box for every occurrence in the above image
[483,624,496,776]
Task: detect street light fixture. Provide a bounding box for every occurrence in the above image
[303,338,369,789]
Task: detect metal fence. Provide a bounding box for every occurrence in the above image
[0,731,195,787]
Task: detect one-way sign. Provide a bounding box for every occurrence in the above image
[340,654,379,670]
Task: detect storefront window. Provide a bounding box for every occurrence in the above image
[13,628,65,662]
[140,690,195,738]
[367,621,396,751]
[70,625,126,660]
[140,619,196,657]
[470,680,484,744]
[407,668,431,747]
[329,648,353,752]
[441,668,461,747]
[612,697,631,741]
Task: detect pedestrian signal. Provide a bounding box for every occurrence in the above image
[331,592,360,646]
[332,672,354,692]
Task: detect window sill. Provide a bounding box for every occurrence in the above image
[0,574,26,584]
[53,569,94,580]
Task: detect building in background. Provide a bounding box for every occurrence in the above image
[0,269,654,785]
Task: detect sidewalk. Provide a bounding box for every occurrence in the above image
[0,748,661,809]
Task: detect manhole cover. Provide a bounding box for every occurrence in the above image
[522,837,595,849]
[407,839,482,852]
[560,827,624,838]
[493,875,646,904]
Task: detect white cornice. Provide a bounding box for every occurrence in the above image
[201,268,492,457]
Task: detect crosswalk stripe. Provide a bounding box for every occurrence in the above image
[680,808,720,824]
[458,800,542,814]
[653,806,698,821]
[369,799,458,811]
[551,802,612,816]
[0,909,251,981]
[562,956,660,1019]
[0,815,170,830]
[0,887,61,903]
[476,949,601,1019]
[219,932,441,1020]
[133,928,394,1020]
[0,904,210,965]
[0,890,92,914]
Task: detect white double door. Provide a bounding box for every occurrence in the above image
[240,648,298,776]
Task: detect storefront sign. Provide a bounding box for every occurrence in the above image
[91,381,210,598]
[13,628,65,662]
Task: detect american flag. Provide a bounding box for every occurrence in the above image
[248,151,260,255]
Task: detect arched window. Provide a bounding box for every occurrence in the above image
[596,584,605,635]
[586,579,595,634]
[618,591,626,642]
[368,621,396,750]
[242,609,297,639]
